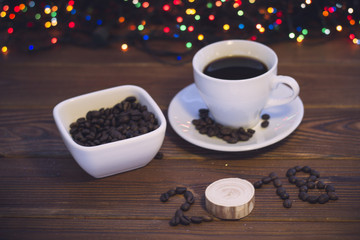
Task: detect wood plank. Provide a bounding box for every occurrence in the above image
[1,218,360,240]
[1,157,359,220]
[1,60,359,108]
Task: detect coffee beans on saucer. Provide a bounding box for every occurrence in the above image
[192,109,271,143]
[69,96,159,147]
[192,109,255,144]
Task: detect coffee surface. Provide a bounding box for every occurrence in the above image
[203,56,268,80]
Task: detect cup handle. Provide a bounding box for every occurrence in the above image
[264,75,300,109]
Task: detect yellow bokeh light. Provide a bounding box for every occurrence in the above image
[186,8,196,15]
[198,34,204,41]
[66,5,73,12]
[44,7,51,14]
[336,25,342,32]
[1,46,8,53]
[44,21,51,28]
[223,24,230,31]
[267,7,274,14]
[0,11,6,18]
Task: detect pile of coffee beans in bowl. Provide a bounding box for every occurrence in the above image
[69,96,159,146]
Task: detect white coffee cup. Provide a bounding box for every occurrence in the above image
[192,39,300,128]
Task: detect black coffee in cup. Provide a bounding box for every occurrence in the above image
[203,56,268,80]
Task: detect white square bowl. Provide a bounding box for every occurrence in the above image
[53,85,166,178]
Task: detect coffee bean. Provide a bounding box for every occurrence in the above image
[180,216,191,225]
[294,166,303,172]
[190,216,203,224]
[273,179,283,188]
[299,185,308,192]
[299,192,309,201]
[160,193,169,202]
[181,202,191,211]
[169,216,180,226]
[286,168,297,177]
[175,187,187,194]
[167,189,176,197]
[247,129,256,135]
[317,181,326,189]
[325,184,335,192]
[184,191,195,204]
[302,166,311,173]
[295,179,306,187]
[262,176,272,184]
[307,181,316,189]
[310,169,320,178]
[327,191,339,200]
[307,195,319,204]
[307,175,318,182]
[175,209,184,218]
[280,192,290,200]
[199,109,209,118]
[283,199,292,208]
[261,120,269,128]
[318,194,329,204]
[276,187,287,196]
[125,96,137,103]
[269,172,278,180]
[288,176,298,184]
[220,127,232,135]
[154,152,164,159]
[261,113,270,120]
[253,180,263,189]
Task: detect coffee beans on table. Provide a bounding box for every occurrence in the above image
[161,166,339,227]
[69,96,159,147]
[283,199,292,208]
[253,166,339,208]
[160,187,213,227]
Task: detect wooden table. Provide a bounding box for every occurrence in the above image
[1,38,360,239]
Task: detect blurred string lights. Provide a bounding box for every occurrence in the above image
[0,0,359,60]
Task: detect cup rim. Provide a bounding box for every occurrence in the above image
[192,39,278,82]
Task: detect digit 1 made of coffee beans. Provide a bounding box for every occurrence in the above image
[205,178,255,220]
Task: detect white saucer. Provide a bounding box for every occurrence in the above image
[168,84,304,152]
